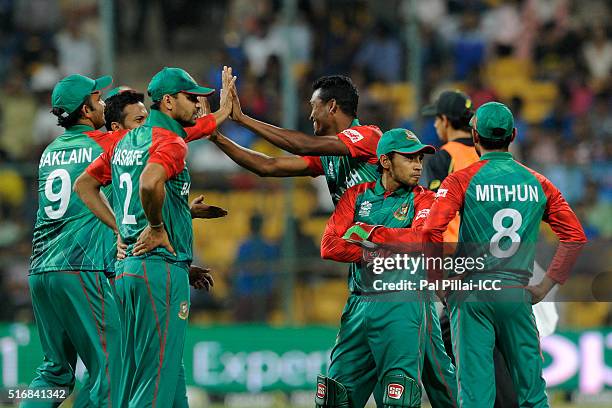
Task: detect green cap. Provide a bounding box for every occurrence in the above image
[376,128,436,159]
[104,86,136,101]
[470,102,514,140]
[147,67,214,102]
[51,74,112,115]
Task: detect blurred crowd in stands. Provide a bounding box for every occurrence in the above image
[0,0,609,325]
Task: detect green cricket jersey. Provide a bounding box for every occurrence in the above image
[424,152,587,285]
[87,110,193,265]
[321,179,435,293]
[30,125,124,274]
[302,119,382,205]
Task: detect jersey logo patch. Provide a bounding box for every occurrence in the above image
[393,203,409,221]
[316,383,326,399]
[343,129,364,143]
[359,200,372,217]
[178,301,189,320]
[388,383,404,399]
[436,189,448,198]
[415,208,430,221]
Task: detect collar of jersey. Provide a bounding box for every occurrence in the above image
[66,124,95,133]
[350,118,361,127]
[479,151,513,161]
[374,178,412,197]
[145,109,187,138]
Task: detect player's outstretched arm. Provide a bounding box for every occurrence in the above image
[230,86,349,156]
[321,187,364,263]
[74,172,119,234]
[208,131,318,177]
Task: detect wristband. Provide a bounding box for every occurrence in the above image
[149,222,164,229]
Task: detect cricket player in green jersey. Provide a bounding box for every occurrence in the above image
[210,73,457,406]
[26,74,121,408]
[102,86,228,221]
[423,102,587,407]
[208,75,382,204]
[81,67,234,407]
[317,129,437,408]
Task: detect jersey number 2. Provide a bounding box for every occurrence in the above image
[119,173,137,225]
[490,208,522,258]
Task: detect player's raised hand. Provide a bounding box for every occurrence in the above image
[190,195,228,219]
[133,224,176,257]
[116,233,127,260]
[189,265,214,291]
[230,81,244,122]
[220,66,236,113]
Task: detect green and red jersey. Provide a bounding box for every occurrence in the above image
[30,125,128,274]
[321,179,434,293]
[423,152,587,285]
[87,111,217,266]
[302,119,382,205]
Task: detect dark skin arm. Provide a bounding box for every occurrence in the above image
[190,195,228,219]
[73,172,127,258]
[230,86,350,156]
[134,163,175,256]
[208,131,319,177]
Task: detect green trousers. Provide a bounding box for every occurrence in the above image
[328,293,426,408]
[23,271,121,408]
[115,258,190,408]
[447,288,549,408]
[421,301,459,407]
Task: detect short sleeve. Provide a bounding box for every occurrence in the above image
[86,153,112,186]
[336,126,381,162]
[184,114,217,143]
[149,133,188,179]
[301,155,324,176]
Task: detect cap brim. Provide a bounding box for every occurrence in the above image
[183,86,215,96]
[93,76,113,92]
[421,104,438,117]
[393,144,437,155]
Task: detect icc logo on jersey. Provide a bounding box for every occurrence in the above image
[178,301,189,319]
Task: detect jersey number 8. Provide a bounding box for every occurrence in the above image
[490,208,522,258]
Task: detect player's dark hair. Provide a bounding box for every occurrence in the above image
[52,96,95,129]
[377,151,395,173]
[104,91,145,130]
[449,115,473,133]
[312,75,359,117]
[477,131,512,150]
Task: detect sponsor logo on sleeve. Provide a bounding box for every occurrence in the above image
[435,188,448,198]
[415,208,430,220]
[342,129,364,143]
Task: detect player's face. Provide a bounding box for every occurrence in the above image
[309,89,332,136]
[121,102,148,130]
[173,92,202,126]
[389,153,424,187]
[87,92,106,129]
